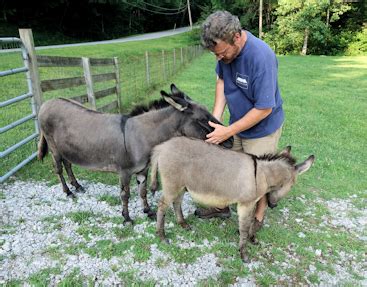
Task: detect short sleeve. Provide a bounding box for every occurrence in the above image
[215,62,223,79]
[252,68,277,109]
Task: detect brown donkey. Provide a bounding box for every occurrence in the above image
[150,137,314,262]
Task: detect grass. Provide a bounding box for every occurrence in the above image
[1,33,366,284]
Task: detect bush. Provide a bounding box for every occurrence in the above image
[344,26,367,55]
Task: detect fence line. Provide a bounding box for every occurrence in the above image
[32,40,203,112]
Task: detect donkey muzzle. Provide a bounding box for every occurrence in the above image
[268,201,277,209]
[266,193,277,209]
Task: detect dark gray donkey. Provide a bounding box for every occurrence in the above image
[150,137,314,262]
[37,84,233,223]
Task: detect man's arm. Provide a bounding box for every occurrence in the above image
[212,76,227,121]
[206,107,272,144]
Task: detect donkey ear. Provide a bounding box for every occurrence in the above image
[160,90,170,97]
[295,155,315,175]
[162,94,188,111]
[279,146,292,156]
[170,83,181,95]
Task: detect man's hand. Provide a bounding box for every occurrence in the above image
[205,121,233,145]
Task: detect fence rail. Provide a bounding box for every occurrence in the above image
[36,53,121,112]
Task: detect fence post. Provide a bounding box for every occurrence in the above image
[82,57,96,110]
[145,51,150,86]
[173,48,176,74]
[113,57,122,113]
[18,29,43,115]
[162,50,166,81]
[180,47,183,65]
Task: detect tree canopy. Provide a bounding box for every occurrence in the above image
[0,0,365,55]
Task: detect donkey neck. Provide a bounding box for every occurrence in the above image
[256,160,292,195]
[131,107,183,145]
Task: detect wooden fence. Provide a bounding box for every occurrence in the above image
[37,55,121,112]
[18,29,203,114]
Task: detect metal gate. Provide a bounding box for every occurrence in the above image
[0,37,39,183]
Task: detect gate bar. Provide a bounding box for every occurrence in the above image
[0,92,33,108]
[0,113,36,134]
[0,132,38,158]
[0,67,28,77]
[0,152,37,183]
[0,33,40,183]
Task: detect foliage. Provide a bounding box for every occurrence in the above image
[262,0,367,55]
[196,0,364,55]
[0,0,365,54]
[345,26,367,55]
[0,0,201,45]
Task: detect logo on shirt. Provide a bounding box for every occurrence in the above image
[236,73,249,89]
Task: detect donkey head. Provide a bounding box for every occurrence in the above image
[264,147,315,208]
[160,84,233,149]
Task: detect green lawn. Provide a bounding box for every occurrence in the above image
[1,35,366,285]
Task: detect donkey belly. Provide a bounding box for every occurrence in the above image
[188,189,236,209]
[60,146,122,172]
[53,133,126,173]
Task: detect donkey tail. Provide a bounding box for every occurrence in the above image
[37,131,48,161]
[150,147,160,195]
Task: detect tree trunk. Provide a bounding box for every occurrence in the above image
[266,1,272,30]
[301,27,309,56]
[326,0,332,27]
[259,0,263,39]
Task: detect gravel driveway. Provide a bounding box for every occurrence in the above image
[1,180,366,285]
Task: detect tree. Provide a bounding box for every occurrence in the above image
[265,0,351,55]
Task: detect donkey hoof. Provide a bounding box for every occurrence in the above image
[250,236,259,245]
[156,231,169,243]
[241,255,250,263]
[123,219,134,226]
[147,211,157,220]
[158,236,170,244]
[75,186,86,193]
[179,222,191,230]
[66,191,76,199]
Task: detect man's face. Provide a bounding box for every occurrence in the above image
[211,33,242,64]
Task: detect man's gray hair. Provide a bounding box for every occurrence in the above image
[201,11,242,49]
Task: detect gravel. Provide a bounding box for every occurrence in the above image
[0,180,366,285]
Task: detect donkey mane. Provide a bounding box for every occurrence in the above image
[256,153,297,167]
[129,98,170,117]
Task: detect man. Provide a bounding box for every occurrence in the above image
[195,11,284,232]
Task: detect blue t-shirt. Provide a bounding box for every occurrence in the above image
[216,31,284,139]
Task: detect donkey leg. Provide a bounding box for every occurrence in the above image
[62,159,85,193]
[136,171,155,219]
[172,192,190,230]
[156,195,171,243]
[51,154,74,198]
[119,175,133,224]
[237,202,257,263]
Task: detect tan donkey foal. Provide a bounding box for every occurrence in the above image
[150,137,314,262]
